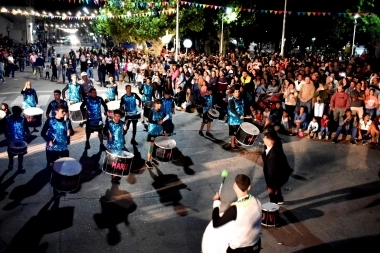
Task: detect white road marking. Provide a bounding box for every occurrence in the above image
[37,95,51,107]
[0,97,6,104]
[10,96,24,107]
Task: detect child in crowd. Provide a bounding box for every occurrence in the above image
[308,116,319,139]
[281,111,292,134]
[319,114,330,140]
[253,108,264,125]
[263,106,271,126]
[45,65,51,80]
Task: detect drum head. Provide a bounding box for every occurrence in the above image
[262,202,279,211]
[126,108,142,116]
[241,122,260,135]
[106,149,134,159]
[24,107,43,116]
[53,157,82,176]
[154,136,176,149]
[107,101,120,110]
[69,102,82,111]
[0,110,6,119]
[10,140,27,147]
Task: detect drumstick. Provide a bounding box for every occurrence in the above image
[218,170,229,195]
[244,116,253,119]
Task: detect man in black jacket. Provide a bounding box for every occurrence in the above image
[262,130,292,204]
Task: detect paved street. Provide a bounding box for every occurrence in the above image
[0,51,379,253]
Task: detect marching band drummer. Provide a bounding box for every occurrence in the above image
[5,106,31,170]
[162,89,175,136]
[21,81,39,132]
[227,85,245,150]
[103,109,128,183]
[120,85,142,146]
[212,174,262,253]
[80,88,108,150]
[145,99,164,169]
[104,76,119,102]
[199,87,214,137]
[62,74,84,127]
[46,90,68,119]
[41,104,74,169]
[140,77,154,124]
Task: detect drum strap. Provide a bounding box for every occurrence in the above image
[148,145,153,153]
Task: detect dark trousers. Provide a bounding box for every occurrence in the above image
[126,119,137,139]
[227,239,261,253]
[269,188,283,204]
[46,149,69,168]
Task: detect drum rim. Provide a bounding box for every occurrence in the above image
[154,137,177,149]
[53,157,82,175]
[69,102,82,110]
[262,202,280,210]
[106,149,135,158]
[23,107,43,114]
[240,122,260,135]
[106,100,120,110]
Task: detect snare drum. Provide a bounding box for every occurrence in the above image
[153,136,176,162]
[207,109,220,121]
[102,149,134,177]
[88,119,103,131]
[261,202,279,227]
[106,100,120,119]
[143,101,154,118]
[9,140,28,155]
[23,107,43,127]
[236,122,260,146]
[126,108,142,121]
[201,213,234,253]
[51,157,82,192]
[0,111,6,134]
[69,102,84,123]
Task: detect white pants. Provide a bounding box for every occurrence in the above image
[314,103,324,117]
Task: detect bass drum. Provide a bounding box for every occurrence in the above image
[201,213,234,253]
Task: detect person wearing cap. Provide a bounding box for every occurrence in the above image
[212,174,262,252]
[80,88,108,150]
[78,71,94,98]
[145,99,164,168]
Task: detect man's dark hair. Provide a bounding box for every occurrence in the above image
[12,106,22,115]
[164,89,172,95]
[89,87,96,93]
[235,174,251,192]
[54,90,61,94]
[55,104,67,111]
[113,109,123,116]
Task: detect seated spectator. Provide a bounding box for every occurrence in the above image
[332,109,358,144]
[280,111,292,135]
[307,116,319,139]
[269,102,284,127]
[357,113,372,145]
[293,106,308,134]
[319,113,330,140]
[369,116,380,145]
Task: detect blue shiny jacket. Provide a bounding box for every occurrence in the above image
[23,88,37,108]
[141,84,153,103]
[6,115,27,143]
[84,96,102,121]
[107,120,125,150]
[203,94,213,113]
[42,118,71,151]
[49,99,68,117]
[68,83,81,103]
[105,85,117,100]
[121,93,138,114]
[148,109,164,136]
[162,98,174,120]
[228,97,244,125]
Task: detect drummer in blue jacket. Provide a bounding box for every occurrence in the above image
[228,85,245,150]
[199,87,214,137]
[103,109,128,183]
[162,89,175,136]
[145,99,164,169]
[140,77,154,124]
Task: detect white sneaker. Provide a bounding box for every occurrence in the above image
[325,136,329,140]
[318,136,322,140]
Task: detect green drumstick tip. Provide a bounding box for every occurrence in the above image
[221,169,228,178]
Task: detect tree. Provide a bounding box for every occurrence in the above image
[92,1,205,55]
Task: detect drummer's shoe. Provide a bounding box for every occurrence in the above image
[145,161,153,168]
[85,141,90,149]
[152,158,159,166]
[206,132,214,138]
[198,131,204,136]
[131,139,138,145]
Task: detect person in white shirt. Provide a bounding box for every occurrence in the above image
[307,117,319,139]
[8,54,15,78]
[294,73,305,92]
[211,174,262,252]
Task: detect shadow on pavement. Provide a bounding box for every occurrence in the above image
[3,167,51,211]
[171,148,195,175]
[147,167,189,216]
[292,234,379,253]
[4,194,74,253]
[93,183,137,246]
[0,169,23,202]
[76,149,102,191]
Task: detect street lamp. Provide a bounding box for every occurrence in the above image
[183,39,192,54]
[280,0,288,56]
[6,26,10,38]
[220,7,232,56]
[311,37,316,52]
[351,14,360,56]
